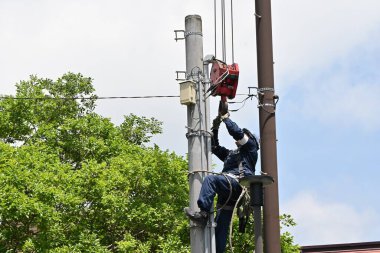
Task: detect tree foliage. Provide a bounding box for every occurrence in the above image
[0,73,298,252]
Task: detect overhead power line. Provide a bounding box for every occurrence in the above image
[0,93,251,101]
[0,95,180,100]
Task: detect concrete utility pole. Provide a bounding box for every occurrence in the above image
[184,15,214,253]
[254,0,282,252]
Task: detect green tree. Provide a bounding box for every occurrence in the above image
[223,213,299,253]
[0,73,189,252]
[0,73,298,252]
[0,73,96,144]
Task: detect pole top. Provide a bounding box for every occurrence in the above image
[239,175,274,188]
[185,14,202,21]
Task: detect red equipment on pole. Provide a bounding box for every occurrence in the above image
[209,60,239,100]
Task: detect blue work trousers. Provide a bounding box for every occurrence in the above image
[197,174,242,253]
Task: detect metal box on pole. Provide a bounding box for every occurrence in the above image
[179,80,196,105]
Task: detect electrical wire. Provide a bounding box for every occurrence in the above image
[221,0,226,62]
[230,0,235,63]
[0,95,179,100]
[228,95,255,112]
[214,0,217,58]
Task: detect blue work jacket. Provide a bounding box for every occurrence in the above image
[212,118,259,177]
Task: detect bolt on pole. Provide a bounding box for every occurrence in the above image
[254,0,282,252]
[184,15,214,253]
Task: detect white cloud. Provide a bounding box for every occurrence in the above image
[280,40,380,132]
[273,0,380,81]
[300,79,380,131]
[282,192,379,246]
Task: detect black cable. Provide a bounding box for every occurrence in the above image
[231,0,235,63]
[214,0,217,58]
[0,95,180,100]
[0,93,255,101]
[228,95,253,112]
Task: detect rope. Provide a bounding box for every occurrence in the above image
[187,170,235,214]
[217,174,233,212]
[229,186,248,253]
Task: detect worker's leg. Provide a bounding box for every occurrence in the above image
[214,178,242,253]
[197,174,231,212]
[215,209,233,253]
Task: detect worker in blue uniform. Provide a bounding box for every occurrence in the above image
[185,111,259,253]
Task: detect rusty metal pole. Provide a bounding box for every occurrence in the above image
[254,0,281,252]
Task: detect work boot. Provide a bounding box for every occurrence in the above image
[184,207,208,226]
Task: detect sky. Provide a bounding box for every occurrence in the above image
[1,0,380,247]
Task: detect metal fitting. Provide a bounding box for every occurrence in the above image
[184,31,203,38]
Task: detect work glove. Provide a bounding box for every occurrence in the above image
[220,112,230,121]
[211,115,222,130]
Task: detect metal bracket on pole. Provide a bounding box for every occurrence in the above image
[253,87,279,113]
[176,71,187,81]
[247,87,279,113]
[174,30,185,41]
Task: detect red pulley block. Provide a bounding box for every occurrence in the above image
[209,60,239,99]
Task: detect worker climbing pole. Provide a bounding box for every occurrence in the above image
[176,1,245,252]
[177,0,281,252]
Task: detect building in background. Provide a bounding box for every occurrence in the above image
[301,241,380,253]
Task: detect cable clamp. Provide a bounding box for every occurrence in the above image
[188,170,217,176]
[187,66,204,83]
[185,131,211,138]
[189,220,209,228]
[246,87,279,114]
[258,103,275,108]
[185,127,212,139]
[257,87,275,95]
[184,31,203,38]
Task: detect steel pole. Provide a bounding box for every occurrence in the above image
[254,0,281,252]
[185,15,213,253]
